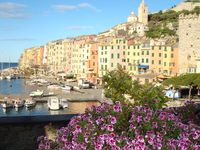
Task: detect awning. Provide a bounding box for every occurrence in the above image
[138,65,149,69]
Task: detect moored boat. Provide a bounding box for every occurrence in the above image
[25,97,36,108]
[60,99,69,108]
[30,90,44,97]
[1,97,13,109]
[14,98,24,108]
[48,97,61,110]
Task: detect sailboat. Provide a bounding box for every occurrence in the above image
[5,58,15,80]
[0,57,5,80]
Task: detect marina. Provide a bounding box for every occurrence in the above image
[0,77,104,123]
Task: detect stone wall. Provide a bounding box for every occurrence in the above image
[178,14,200,74]
[171,2,200,12]
[0,122,67,150]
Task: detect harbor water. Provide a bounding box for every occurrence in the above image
[0,62,18,71]
[0,79,101,118]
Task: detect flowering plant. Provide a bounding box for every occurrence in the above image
[38,102,200,150]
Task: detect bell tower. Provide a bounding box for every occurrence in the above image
[138,0,148,25]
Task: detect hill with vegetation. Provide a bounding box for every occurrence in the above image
[146,6,200,38]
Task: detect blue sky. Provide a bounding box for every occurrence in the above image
[0,0,183,62]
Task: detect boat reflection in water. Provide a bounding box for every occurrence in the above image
[0,101,100,117]
[2,107,12,114]
[15,107,23,113]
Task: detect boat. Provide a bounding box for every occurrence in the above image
[61,85,73,91]
[25,97,36,108]
[48,97,61,110]
[60,99,69,108]
[30,90,44,97]
[47,84,61,90]
[0,76,5,80]
[14,99,24,108]
[1,97,13,109]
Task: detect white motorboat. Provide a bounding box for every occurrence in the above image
[6,74,15,80]
[48,97,61,110]
[1,97,13,109]
[25,97,36,108]
[0,76,5,80]
[61,85,73,91]
[30,90,44,97]
[60,99,69,108]
[47,84,61,90]
[14,99,24,108]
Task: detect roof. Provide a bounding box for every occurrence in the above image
[133,73,160,79]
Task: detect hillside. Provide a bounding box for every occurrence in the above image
[146,6,200,38]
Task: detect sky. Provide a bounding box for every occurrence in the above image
[0,0,183,62]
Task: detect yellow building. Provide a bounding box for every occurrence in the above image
[46,40,65,73]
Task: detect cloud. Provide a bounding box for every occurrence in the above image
[0,2,27,18]
[66,26,94,30]
[52,3,101,12]
[0,38,36,42]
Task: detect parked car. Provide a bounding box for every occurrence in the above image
[80,81,90,89]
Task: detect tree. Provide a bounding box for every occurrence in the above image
[102,65,132,103]
[103,66,168,109]
[163,73,200,100]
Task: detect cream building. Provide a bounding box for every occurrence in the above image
[46,40,65,73]
[178,14,200,74]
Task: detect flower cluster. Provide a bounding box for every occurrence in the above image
[38,102,200,150]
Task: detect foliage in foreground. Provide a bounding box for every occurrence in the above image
[102,66,168,110]
[38,102,200,150]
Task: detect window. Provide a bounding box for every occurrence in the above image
[128,52,130,55]
[101,65,103,69]
[164,47,167,51]
[105,51,107,55]
[123,46,126,49]
[159,60,161,65]
[142,51,144,55]
[105,65,107,70]
[105,46,107,49]
[111,53,114,59]
[142,58,144,63]
[171,54,174,58]
[159,53,162,57]
[105,58,107,63]
[111,46,114,49]
[117,53,120,58]
[152,46,154,50]
[146,51,149,55]
[118,46,120,49]
[159,46,161,50]
[101,46,103,50]
[152,53,154,57]
[127,58,130,63]
[111,63,113,67]
[133,52,135,56]
[146,58,149,63]
[128,46,130,49]
[152,60,154,64]
[164,54,167,58]
[164,62,167,66]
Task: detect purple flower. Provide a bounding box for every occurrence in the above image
[107,125,114,132]
[137,116,143,123]
[111,116,117,124]
[152,122,158,129]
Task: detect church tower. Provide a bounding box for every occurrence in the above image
[138,0,148,25]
